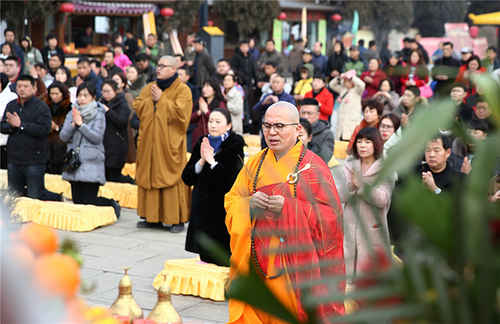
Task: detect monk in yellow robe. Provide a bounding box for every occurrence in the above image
[225,101,345,324]
[133,56,192,232]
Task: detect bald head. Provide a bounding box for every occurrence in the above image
[159,55,178,68]
[265,101,299,123]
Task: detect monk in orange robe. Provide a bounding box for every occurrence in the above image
[225,101,345,324]
[133,55,192,232]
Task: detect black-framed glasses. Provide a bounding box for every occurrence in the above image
[262,122,299,132]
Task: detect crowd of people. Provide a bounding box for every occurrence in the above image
[1,25,499,321]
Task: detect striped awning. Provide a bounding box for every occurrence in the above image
[73,0,157,16]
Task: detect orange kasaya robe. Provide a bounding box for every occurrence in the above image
[225,142,345,324]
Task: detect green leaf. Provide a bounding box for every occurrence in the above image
[375,99,456,185]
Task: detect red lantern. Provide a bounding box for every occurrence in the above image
[469,26,479,38]
[207,20,214,27]
[331,13,342,22]
[278,12,287,20]
[160,7,174,17]
[59,2,75,13]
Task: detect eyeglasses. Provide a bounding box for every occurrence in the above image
[262,122,298,132]
[157,64,173,70]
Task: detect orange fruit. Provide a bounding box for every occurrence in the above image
[19,223,58,255]
[7,242,36,269]
[34,253,80,299]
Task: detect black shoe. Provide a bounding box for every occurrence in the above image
[136,221,162,228]
[110,199,121,219]
[169,223,185,233]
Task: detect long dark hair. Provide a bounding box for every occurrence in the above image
[56,66,74,88]
[203,78,224,106]
[352,127,384,160]
[47,81,70,105]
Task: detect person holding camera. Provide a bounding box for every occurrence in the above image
[59,82,120,218]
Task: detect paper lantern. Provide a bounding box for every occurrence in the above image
[331,13,342,22]
[160,7,174,17]
[59,2,75,13]
[469,26,479,38]
[278,12,287,20]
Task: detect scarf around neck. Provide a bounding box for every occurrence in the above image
[75,100,99,123]
[157,73,178,91]
[208,131,230,153]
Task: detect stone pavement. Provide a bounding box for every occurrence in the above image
[57,209,228,324]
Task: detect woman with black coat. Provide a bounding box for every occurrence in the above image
[100,79,132,183]
[182,108,245,266]
[45,82,72,174]
[327,41,348,80]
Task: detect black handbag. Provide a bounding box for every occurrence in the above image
[63,148,81,172]
[63,132,83,172]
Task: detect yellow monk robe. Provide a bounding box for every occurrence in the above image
[225,142,345,324]
[133,78,192,224]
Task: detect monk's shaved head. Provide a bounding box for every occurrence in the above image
[265,101,299,123]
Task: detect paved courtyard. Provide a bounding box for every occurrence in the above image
[57,208,228,324]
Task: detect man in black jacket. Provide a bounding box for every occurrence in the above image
[299,98,334,163]
[230,40,256,88]
[0,75,52,198]
[432,41,461,97]
[192,38,216,88]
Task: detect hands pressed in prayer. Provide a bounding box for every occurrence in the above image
[250,191,284,214]
[71,107,83,127]
[200,137,215,165]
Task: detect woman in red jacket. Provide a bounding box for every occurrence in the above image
[361,58,387,99]
[400,50,429,94]
[455,55,486,96]
[304,74,334,122]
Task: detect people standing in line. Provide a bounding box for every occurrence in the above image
[41,34,65,67]
[299,98,334,163]
[222,74,243,135]
[45,81,72,174]
[100,79,133,184]
[342,127,392,280]
[59,82,121,217]
[329,70,365,141]
[133,56,192,232]
[182,108,244,266]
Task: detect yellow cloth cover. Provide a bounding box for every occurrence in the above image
[11,197,116,231]
[122,163,136,179]
[334,140,349,160]
[152,258,229,302]
[0,170,138,209]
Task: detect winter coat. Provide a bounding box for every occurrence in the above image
[311,53,328,76]
[181,132,244,265]
[193,50,216,87]
[41,46,65,66]
[257,50,283,73]
[0,96,52,165]
[360,69,387,98]
[230,48,256,87]
[304,87,334,122]
[400,64,429,94]
[431,56,461,97]
[342,158,393,277]
[102,93,130,169]
[287,46,303,76]
[329,75,365,141]
[59,103,106,185]
[46,97,71,174]
[224,87,243,135]
[327,52,348,77]
[308,119,334,164]
[343,59,365,76]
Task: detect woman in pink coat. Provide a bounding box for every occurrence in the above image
[342,127,394,280]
